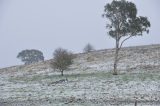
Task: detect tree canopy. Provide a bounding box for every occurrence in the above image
[103,0,150,40]
[17,49,44,65]
[51,48,74,76]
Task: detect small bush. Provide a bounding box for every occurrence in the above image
[83,43,95,53]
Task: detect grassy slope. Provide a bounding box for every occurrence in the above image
[0,44,160,106]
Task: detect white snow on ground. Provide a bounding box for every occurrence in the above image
[0,44,160,106]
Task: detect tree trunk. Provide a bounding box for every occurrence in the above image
[113,49,119,75]
[113,38,120,75]
[61,70,64,76]
[134,100,137,106]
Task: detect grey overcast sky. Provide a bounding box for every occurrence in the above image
[0,0,159,68]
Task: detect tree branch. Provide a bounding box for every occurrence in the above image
[119,35,133,49]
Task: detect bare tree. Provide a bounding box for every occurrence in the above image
[83,43,95,53]
[103,0,150,75]
[51,48,74,76]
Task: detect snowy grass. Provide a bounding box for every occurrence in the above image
[9,71,160,83]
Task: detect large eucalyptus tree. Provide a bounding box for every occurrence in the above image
[103,0,151,75]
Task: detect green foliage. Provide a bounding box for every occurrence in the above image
[17,49,44,65]
[51,48,74,76]
[103,0,151,39]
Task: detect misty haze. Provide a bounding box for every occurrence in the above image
[0,0,160,106]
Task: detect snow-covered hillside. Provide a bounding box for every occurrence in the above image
[0,44,160,106]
